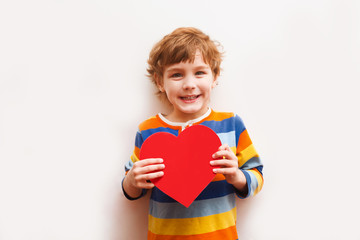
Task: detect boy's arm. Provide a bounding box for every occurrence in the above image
[233,115,264,198]
[122,158,165,199]
[211,114,263,198]
[122,129,165,200]
[211,144,249,197]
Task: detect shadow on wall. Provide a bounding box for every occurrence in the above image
[236,198,255,238]
[111,190,150,240]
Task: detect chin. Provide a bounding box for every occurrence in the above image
[181,106,206,115]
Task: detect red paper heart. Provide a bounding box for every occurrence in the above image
[139,125,221,207]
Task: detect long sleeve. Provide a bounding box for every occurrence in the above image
[122,129,147,200]
[234,114,264,198]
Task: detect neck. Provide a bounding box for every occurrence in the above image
[163,108,211,123]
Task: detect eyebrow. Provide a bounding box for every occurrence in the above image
[165,65,210,73]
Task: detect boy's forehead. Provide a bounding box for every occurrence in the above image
[164,52,209,71]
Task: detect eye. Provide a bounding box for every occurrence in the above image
[195,71,206,76]
[171,73,183,78]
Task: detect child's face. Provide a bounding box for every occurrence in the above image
[158,50,217,122]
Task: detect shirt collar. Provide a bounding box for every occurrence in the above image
[158,108,212,130]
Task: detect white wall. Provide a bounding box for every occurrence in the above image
[1,1,359,239]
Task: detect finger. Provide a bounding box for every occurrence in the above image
[212,150,234,160]
[139,181,155,189]
[136,158,163,167]
[213,167,238,175]
[145,171,164,180]
[140,163,165,175]
[218,144,230,151]
[135,169,164,181]
[132,163,164,176]
[210,159,238,167]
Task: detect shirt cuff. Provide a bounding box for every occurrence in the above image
[121,178,147,200]
[234,169,251,199]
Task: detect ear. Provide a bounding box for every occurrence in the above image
[155,74,164,92]
[157,83,164,92]
[211,76,218,89]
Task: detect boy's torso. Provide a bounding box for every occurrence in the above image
[138,110,240,240]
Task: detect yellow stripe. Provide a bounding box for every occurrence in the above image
[237,144,258,167]
[130,152,140,163]
[148,207,237,236]
[230,146,236,154]
[249,169,264,195]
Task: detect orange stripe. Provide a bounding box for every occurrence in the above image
[134,146,140,159]
[207,111,234,122]
[155,115,182,131]
[139,116,166,131]
[139,111,234,132]
[147,225,238,240]
[212,173,226,181]
[237,129,252,152]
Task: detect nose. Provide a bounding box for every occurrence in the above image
[183,75,196,90]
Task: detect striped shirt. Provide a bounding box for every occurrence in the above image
[123,109,264,240]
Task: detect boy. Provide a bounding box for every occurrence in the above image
[122,27,263,240]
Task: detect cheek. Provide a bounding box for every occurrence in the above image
[164,82,180,94]
[162,88,176,101]
[203,83,214,93]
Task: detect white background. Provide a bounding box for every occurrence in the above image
[1,1,359,239]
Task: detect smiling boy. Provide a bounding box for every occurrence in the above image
[122,27,264,240]
[157,50,215,122]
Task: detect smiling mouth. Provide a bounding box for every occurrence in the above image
[180,95,200,101]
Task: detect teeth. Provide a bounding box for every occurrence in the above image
[182,95,197,100]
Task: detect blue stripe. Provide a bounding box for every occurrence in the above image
[149,194,236,219]
[201,117,236,134]
[124,159,133,172]
[150,180,235,203]
[237,170,251,199]
[248,170,259,196]
[135,127,178,149]
[241,156,262,169]
[217,131,236,148]
[134,131,143,149]
[141,127,178,142]
[256,165,264,175]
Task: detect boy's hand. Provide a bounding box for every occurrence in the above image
[210,144,247,193]
[123,158,165,198]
